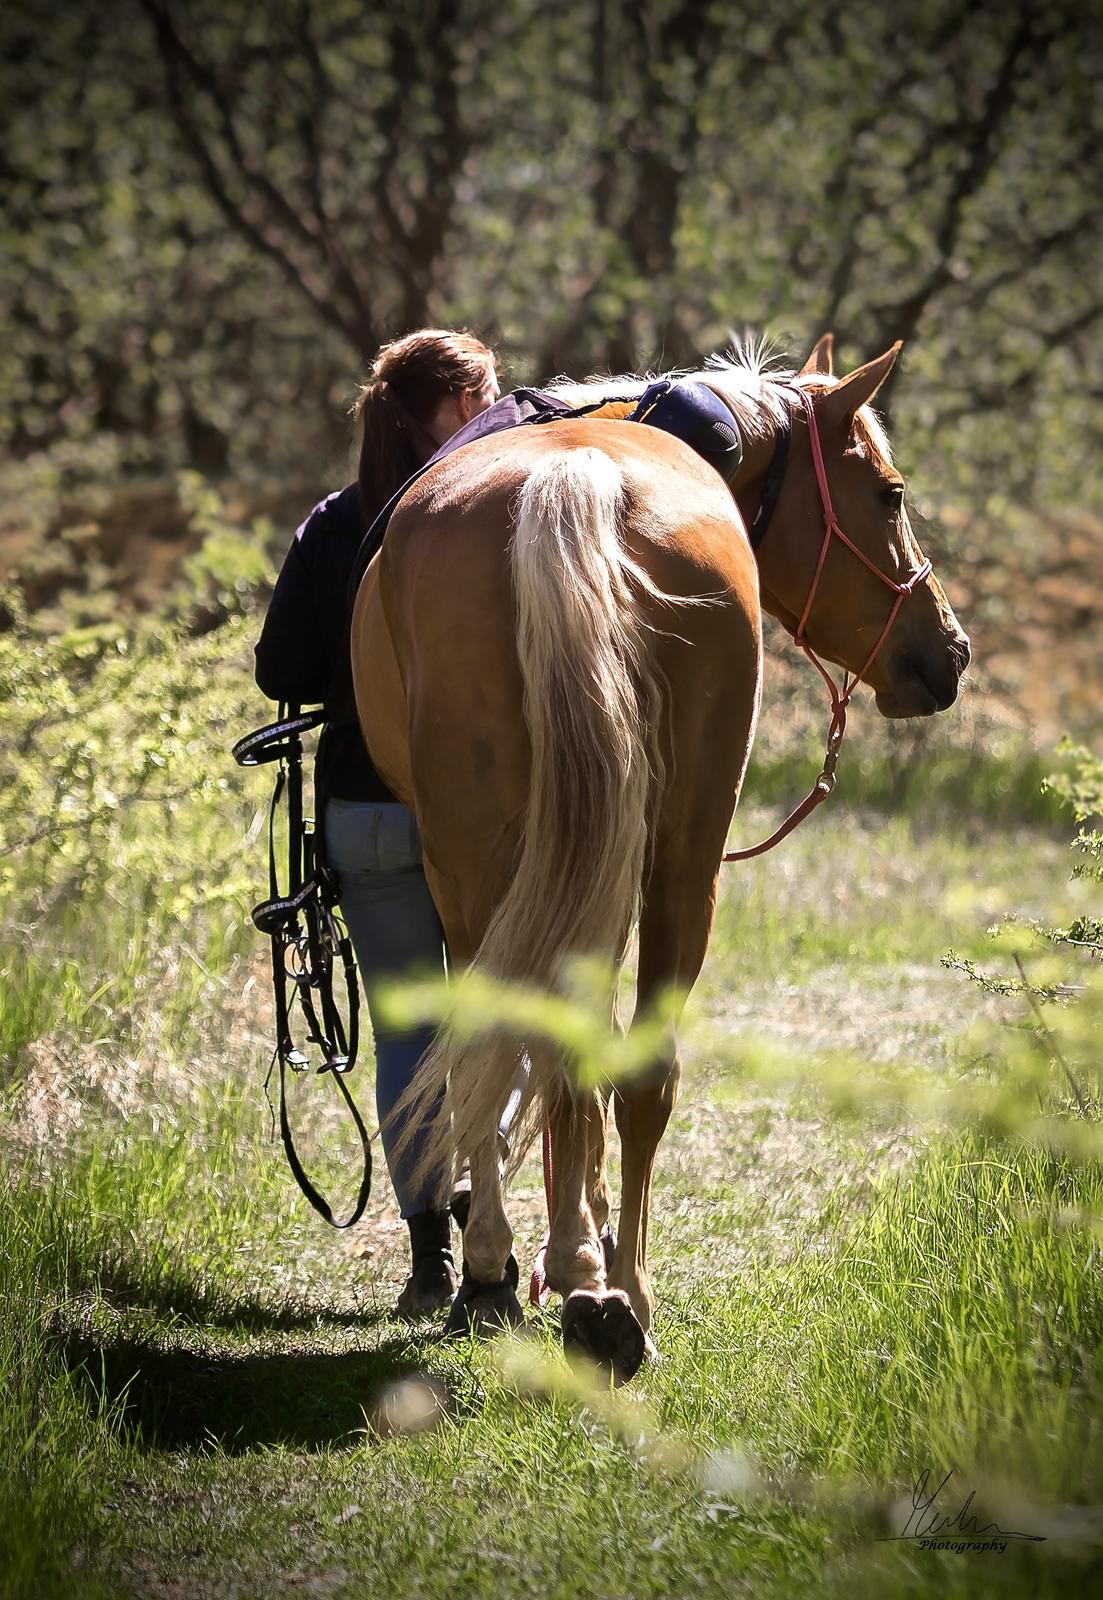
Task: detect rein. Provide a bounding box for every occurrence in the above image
[723,387,931,863]
[232,708,372,1228]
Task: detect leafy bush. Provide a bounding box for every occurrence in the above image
[944,741,1102,1120]
[0,542,273,1078]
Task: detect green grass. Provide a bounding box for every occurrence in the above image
[708,806,1072,996]
[5,1126,1099,1598]
[4,795,1101,1598]
[742,728,1061,829]
[0,1182,128,1600]
[3,598,1100,1597]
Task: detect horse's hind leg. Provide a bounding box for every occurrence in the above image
[543,1083,607,1301]
[418,861,525,1336]
[557,1088,648,1382]
[608,856,721,1350]
[445,1117,524,1335]
[546,1035,648,1383]
[607,568,758,1357]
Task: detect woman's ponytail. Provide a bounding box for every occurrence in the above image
[353,328,497,520]
[354,379,421,522]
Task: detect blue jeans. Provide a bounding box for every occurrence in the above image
[324,799,448,1218]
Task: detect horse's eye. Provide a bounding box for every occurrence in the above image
[881,484,905,509]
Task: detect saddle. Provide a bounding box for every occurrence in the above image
[552,379,742,483]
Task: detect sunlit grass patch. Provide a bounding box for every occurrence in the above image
[1,586,1099,1595]
[0,1180,129,1600]
[708,810,1070,988]
[5,1039,1101,1597]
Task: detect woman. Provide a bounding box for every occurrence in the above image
[254,328,500,1316]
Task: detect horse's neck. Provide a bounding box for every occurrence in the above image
[731,422,784,541]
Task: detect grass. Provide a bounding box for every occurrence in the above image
[2,597,1101,1597]
[5,1127,1099,1598]
[4,781,1101,1598]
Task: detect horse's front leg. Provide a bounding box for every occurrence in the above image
[586,1086,613,1252]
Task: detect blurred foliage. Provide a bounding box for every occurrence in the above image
[0,530,266,1071]
[946,742,1102,985]
[1,0,1100,522]
[944,741,1101,1125]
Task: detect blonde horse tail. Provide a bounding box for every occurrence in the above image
[497,445,663,986]
[402,445,665,1195]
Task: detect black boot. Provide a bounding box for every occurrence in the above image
[394,1209,458,1319]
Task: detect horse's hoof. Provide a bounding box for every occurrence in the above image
[444,1254,523,1337]
[562,1288,647,1385]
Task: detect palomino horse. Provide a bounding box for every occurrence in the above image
[350,335,969,1382]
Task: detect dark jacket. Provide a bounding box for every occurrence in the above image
[254,391,572,805]
[255,485,395,803]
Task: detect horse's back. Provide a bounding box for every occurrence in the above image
[383,418,760,645]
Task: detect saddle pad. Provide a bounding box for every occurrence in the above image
[349,382,741,599]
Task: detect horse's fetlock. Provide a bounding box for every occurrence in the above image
[463,1223,514,1286]
[544,1234,605,1297]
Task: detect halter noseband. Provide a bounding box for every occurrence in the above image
[725,385,933,863]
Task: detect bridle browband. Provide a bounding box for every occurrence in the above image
[724,385,932,863]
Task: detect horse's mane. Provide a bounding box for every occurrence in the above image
[546,333,895,464]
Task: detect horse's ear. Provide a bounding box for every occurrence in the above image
[799,333,834,377]
[820,342,902,426]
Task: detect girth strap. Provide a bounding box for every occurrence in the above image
[746,419,791,551]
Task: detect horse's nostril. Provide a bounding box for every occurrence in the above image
[896,646,963,710]
[949,634,971,675]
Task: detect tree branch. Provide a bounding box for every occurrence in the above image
[870,6,1042,355]
[139,0,377,355]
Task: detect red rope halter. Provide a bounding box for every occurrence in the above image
[724,387,931,862]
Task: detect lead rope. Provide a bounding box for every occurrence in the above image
[529,1123,555,1307]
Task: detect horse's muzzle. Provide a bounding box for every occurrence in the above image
[877,632,971,718]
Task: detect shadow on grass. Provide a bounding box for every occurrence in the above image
[61,1329,431,1452]
[80,1247,399,1334]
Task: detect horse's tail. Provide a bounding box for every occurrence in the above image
[401,446,665,1192]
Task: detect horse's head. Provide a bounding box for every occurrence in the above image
[755,336,970,718]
